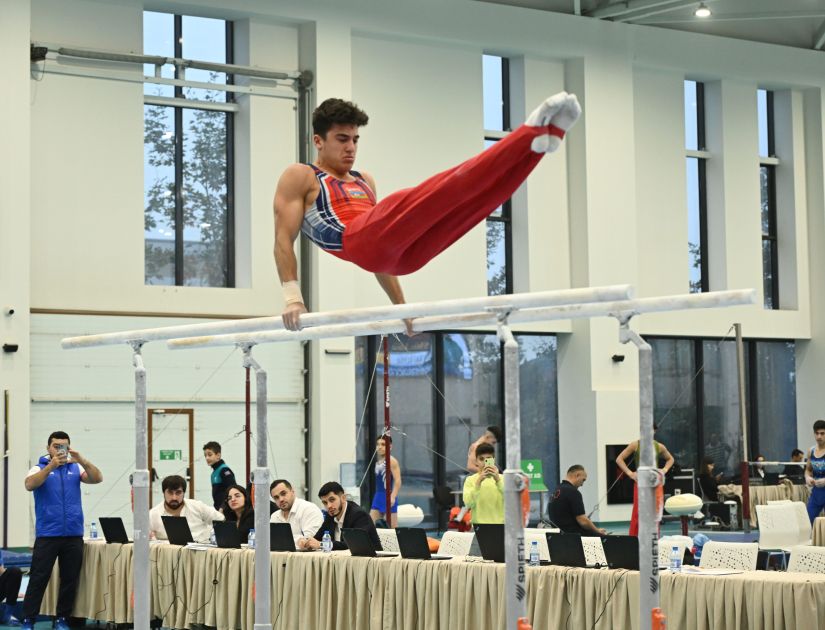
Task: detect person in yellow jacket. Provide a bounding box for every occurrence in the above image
[462,442,504,524]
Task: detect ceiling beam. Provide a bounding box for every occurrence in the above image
[815,17,825,50]
[587,0,691,20]
[636,11,825,25]
[617,0,725,23]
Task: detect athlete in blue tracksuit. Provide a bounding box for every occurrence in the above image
[805,420,825,523]
[21,431,103,630]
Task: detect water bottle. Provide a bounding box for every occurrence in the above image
[209,529,217,546]
[669,545,682,573]
[529,541,540,567]
[90,522,98,540]
[247,528,256,549]
[321,530,332,553]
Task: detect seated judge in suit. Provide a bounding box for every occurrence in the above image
[296,481,381,551]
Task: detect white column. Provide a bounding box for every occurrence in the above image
[300,20,359,497]
[796,88,825,441]
[560,53,641,521]
[0,0,32,546]
[704,79,764,296]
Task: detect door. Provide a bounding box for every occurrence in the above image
[148,408,195,504]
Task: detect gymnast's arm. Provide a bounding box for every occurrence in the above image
[274,165,312,330]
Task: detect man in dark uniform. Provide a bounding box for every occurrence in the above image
[548,465,606,536]
[203,441,236,510]
[297,481,381,551]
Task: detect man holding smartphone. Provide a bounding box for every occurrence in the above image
[21,431,103,630]
[462,443,504,525]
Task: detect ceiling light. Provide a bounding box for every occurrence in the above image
[694,2,711,18]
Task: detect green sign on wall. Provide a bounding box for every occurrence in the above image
[159,450,182,461]
[521,459,548,492]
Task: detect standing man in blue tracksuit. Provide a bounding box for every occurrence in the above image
[203,441,236,510]
[805,419,825,523]
[21,431,103,630]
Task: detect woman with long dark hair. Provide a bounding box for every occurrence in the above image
[222,484,255,541]
[698,456,722,502]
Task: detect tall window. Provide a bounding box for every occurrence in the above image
[482,55,512,296]
[355,332,558,528]
[758,89,778,309]
[685,80,709,293]
[651,336,796,473]
[143,12,235,287]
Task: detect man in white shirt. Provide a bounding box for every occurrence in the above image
[149,475,224,543]
[269,479,323,542]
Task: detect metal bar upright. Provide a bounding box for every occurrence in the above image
[242,345,271,630]
[383,337,393,525]
[498,321,527,630]
[245,366,251,486]
[131,343,150,630]
[734,323,751,531]
[618,320,659,630]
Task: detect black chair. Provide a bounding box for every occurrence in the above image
[433,485,454,533]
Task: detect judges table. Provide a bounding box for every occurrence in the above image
[814,517,825,546]
[42,541,825,630]
[717,482,810,527]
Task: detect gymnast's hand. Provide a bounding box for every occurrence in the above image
[282,302,307,331]
[403,318,417,337]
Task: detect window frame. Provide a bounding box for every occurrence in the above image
[686,80,709,294]
[356,329,558,531]
[759,89,778,310]
[648,334,796,470]
[144,12,236,288]
[484,56,513,296]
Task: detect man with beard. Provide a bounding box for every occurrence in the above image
[269,478,324,543]
[149,475,224,543]
[297,482,380,551]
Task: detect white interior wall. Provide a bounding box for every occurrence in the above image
[29,0,293,317]
[0,0,821,538]
[29,314,305,540]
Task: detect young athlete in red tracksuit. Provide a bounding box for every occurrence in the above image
[274,92,581,331]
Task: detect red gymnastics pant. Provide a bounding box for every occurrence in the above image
[629,482,664,537]
[334,123,563,276]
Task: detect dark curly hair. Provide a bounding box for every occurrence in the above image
[222,484,253,522]
[312,98,369,138]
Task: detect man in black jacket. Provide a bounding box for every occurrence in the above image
[296,481,382,551]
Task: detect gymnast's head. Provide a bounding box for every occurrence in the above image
[312,99,369,171]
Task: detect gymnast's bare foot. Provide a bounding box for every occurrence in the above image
[527,93,582,153]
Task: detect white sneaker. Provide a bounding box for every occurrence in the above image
[528,93,582,153]
[525,91,570,127]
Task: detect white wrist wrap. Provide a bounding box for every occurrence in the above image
[282,280,304,305]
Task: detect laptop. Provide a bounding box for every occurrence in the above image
[99,517,131,544]
[343,528,399,558]
[548,533,588,568]
[161,516,194,546]
[396,528,451,560]
[269,522,297,552]
[474,524,505,563]
[602,535,639,570]
[213,521,242,549]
